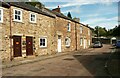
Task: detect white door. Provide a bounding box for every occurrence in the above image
[58,38,61,52]
[84,39,87,49]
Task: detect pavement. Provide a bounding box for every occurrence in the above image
[2,48,93,69]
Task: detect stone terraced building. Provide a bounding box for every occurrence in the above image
[0,2,92,61]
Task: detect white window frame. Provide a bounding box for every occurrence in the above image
[39,37,47,48]
[65,37,71,47]
[80,38,83,46]
[67,22,71,32]
[80,26,83,34]
[0,9,3,23]
[13,9,22,22]
[29,13,36,23]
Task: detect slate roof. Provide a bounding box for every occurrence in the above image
[0,1,10,8]
[1,1,92,29]
[8,2,55,18]
[44,8,93,29]
[44,7,92,28]
[44,7,80,24]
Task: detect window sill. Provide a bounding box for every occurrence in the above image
[67,31,71,33]
[40,46,47,48]
[66,45,70,48]
[29,21,37,24]
[0,22,3,24]
[13,20,23,23]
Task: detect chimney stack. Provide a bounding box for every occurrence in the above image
[73,18,80,23]
[52,6,61,13]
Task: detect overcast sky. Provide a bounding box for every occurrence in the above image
[39,0,119,30]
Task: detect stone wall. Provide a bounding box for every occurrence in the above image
[10,6,56,56]
[0,7,10,61]
[56,17,76,52]
[76,23,92,50]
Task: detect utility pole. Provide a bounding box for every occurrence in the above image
[97,26,99,41]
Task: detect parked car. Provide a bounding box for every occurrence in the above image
[116,40,120,48]
[93,41,103,48]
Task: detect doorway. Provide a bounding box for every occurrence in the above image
[26,36,33,56]
[58,35,61,52]
[13,36,22,57]
[84,39,87,49]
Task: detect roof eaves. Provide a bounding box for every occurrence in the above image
[80,23,93,30]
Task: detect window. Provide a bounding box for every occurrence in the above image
[13,9,22,22]
[65,37,71,47]
[67,22,71,32]
[40,37,47,47]
[88,30,90,35]
[80,26,83,34]
[30,13,36,23]
[80,38,83,46]
[0,9,3,23]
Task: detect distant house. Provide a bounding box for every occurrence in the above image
[0,2,92,61]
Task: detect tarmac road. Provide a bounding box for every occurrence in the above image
[2,44,112,77]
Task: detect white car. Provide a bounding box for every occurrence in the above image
[93,41,103,48]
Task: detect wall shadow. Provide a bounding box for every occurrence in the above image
[73,52,111,77]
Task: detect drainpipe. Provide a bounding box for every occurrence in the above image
[75,23,77,51]
[6,2,13,61]
[9,5,13,61]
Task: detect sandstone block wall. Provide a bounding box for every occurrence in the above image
[76,23,92,50]
[1,6,56,61]
[0,7,10,61]
[56,17,76,52]
[1,5,92,61]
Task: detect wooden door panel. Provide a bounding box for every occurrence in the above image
[13,36,22,57]
[26,36,33,56]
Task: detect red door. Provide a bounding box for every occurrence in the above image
[26,36,33,56]
[13,36,22,57]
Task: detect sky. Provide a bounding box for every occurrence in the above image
[39,0,119,30]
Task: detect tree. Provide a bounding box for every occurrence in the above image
[94,25,120,37]
[94,26,99,37]
[112,25,120,36]
[106,29,113,36]
[67,12,72,19]
[25,0,40,7]
[94,26,107,37]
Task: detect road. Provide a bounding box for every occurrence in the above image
[2,44,112,76]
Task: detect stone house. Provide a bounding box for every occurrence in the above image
[0,2,92,61]
[51,6,92,51]
[76,23,92,50]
